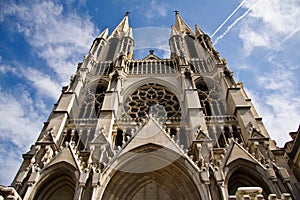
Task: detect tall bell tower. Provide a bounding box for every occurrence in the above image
[4,12,299,200]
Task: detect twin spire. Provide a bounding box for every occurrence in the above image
[174,11,194,35]
[97,11,206,40]
[174,11,206,37]
[97,12,131,40]
[110,12,130,37]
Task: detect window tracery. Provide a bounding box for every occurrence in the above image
[196,79,225,116]
[79,82,108,118]
[124,83,181,120]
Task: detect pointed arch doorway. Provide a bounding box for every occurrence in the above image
[101,144,202,200]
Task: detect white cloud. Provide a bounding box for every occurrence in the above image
[144,0,168,20]
[0,87,47,185]
[0,89,43,148]
[245,56,300,147]
[239,0,300,53]
[239,25,270,55]
[258,70,294,93]
[20,67,61,99]
[0,0,98,82]
[0,0,99,184]
[0,145,23,185]
[247,88,300,147]
[0,60,61,100]
[230,0,300,147]
[0,63,17,74]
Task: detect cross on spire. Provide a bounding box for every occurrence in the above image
[174,10,179,15]
[149,49,154,54]
[125,11,130,16]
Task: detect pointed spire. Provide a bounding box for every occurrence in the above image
[195,24,205,38]
[170,25,180,36]
[110,12,130,37]
[97,27,109,40]
[175,11,194,35]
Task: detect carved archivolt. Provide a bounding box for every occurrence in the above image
[124,83,181,119]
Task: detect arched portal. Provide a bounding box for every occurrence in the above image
[101,144,202,200]
[225,159,273,198]
[32,162,77,200]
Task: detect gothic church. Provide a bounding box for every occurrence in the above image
[1,12,299,200]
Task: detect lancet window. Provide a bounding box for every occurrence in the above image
[78,82,108,119]
[96,40,106,58]
[196,79,226,116]
[105,38,119,61]
[184,35,198,58]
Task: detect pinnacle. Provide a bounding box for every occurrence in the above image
[97,27,109,39]
[175,11,195,35]
[170,24,180,36]
[195,24,205,37]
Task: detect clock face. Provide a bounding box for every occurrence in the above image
[124,83,181,120]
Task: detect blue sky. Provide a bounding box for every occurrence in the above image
[0,0,299,185]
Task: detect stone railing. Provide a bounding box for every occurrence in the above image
[205,115,237,123]
[68,118,99,125]
[128,59,177,75]
[0,186,22,200]
[228,187,291,200]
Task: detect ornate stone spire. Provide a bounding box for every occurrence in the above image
[110,12,130,37]
[175,11,194,35]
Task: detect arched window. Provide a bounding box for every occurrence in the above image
[184,35,198,58]
[105,38,119,61]
[79,81,108,118]
[196,79,226,116]
[115,128,124,147]
[96,40,106,58]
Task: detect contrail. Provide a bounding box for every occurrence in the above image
[213,0,262,45]
[264,27,300,60]
[276,27,300,50]
[211,0,247,38]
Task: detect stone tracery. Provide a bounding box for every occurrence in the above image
[78,82,108,118]
[196,78,226,116]
[124,83,181,120]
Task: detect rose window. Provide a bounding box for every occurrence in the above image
[124,83,181,120]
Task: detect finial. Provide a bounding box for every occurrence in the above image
[174,10,179,15]
[125,11,130,16]
[149,49,154,54]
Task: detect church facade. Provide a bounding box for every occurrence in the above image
[1,13,299,200]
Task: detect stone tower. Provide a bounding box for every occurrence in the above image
[4,13,299,200]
